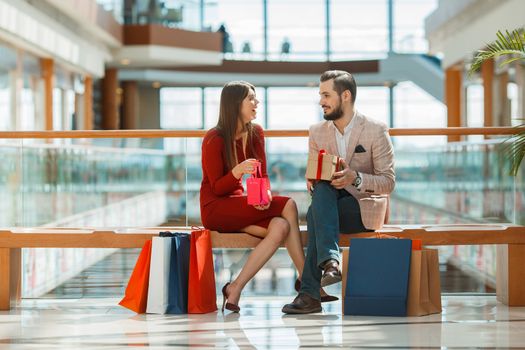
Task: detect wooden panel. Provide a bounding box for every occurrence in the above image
[0,248,17,310]
[507,244,525,306]
[174,59,380,75]
[10,248,20,304]
[0,248,9,310]
[445,67,462,142]
[0,127,522,140]
[124,25,222,52]
[341,248,349,313]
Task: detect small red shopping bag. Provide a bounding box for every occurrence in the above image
[188,228,218,313]
[246,161,269,206]
[119,239,152,313]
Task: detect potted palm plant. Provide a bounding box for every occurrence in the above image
[469,29,525,175]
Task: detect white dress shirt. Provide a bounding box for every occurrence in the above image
[334,110,357,159]
[334,110,361,190]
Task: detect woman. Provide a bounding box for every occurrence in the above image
[200,81,337,312]
[200,81,334,313]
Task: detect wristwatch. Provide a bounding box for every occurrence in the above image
[352,171,362,188]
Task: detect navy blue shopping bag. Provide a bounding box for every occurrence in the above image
[160,232,190,314]
[344,238,412,316]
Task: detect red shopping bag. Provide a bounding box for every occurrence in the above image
[119,239,152,313]
[246,161,269,206]
[188,228,218,313]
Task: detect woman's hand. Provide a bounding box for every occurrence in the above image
[232,158,258,179]
[254,189,272,210]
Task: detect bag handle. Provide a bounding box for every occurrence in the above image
[251,160,262,179]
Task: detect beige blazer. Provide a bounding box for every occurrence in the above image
[308,112,395,230]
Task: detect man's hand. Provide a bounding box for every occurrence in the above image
[330,159,357,189]
[307,180,315,194]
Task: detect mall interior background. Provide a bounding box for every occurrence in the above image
[0,0,524,301]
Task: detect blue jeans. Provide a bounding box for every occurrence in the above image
[300,181,368,300]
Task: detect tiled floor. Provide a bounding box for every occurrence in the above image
[1,296,525,349]
[2,249,512,349]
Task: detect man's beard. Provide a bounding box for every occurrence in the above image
[323,103,344,121]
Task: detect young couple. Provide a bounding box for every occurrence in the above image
[200,70,395,314]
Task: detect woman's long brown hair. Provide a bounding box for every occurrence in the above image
[216,81,260,170]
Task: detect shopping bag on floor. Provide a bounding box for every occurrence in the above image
[166,232,191,314]
[344,238,412,316]
[188,228,218,313]
[119,240,152,313]
[406,249,442,316]
[146,236,172,313]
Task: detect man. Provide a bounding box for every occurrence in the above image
[282,70,395,314]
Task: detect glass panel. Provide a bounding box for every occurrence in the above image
[0,41,16,131]
[331,0,388,60]
[357,87,389,126]
[466,84,484,143]
[160,87,203,129]
[203,0,264,59]
[394,0,438,53]
[267,0,325,61]
[394,81,447,148]
[267,87,320,129]
[96,0,124,23]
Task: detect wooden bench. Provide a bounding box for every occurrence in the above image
[1,224,525,311]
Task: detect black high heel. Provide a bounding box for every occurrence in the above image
[221,282,240,313]
[294,278,339,303]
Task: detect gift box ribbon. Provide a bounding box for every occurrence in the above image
[316,149,340,180]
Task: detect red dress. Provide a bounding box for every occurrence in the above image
[200,125,289,232]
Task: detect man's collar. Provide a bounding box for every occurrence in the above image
[332,110,357,133]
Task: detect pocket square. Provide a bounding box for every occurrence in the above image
[355,145,366,153]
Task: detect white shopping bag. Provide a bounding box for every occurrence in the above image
[146,237,172,314]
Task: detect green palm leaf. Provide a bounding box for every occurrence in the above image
[469,29,525,176]
[469,29,525,74]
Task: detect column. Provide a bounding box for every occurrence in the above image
[445,67,462,142]
[121,81,138,129]
[84,76,94,130]
[481,58,494,134]
[40,58,54,131]
[102,68,119,130]
[494,72,510,127]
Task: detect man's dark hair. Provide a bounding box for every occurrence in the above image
[320,70,357,103]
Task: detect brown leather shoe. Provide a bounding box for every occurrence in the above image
[282,293,322,314]
[320,259,341,287]
[294,279,339,303]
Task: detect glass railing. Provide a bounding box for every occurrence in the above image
[1,133,523,228]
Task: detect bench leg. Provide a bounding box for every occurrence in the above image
[0,248,21,311]
[497,244,525,306]
[341,248,349,314]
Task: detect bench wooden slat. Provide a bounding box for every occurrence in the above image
[1,225,524,248]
